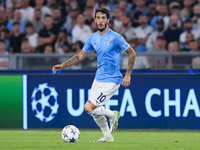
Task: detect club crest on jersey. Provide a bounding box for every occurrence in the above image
[106,41,111,46]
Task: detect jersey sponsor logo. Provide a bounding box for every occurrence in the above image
[106,40,111,46]
[123,39,127,43]
[123,39,127,47]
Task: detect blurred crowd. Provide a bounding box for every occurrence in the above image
[1,0,200,70]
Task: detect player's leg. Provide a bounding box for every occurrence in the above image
[84,80,113,142]
[85,101,115,118]
[86,81,120,132]
[84,100,113,142]
[85,81,120,118]
[92,115,114,143]
[85,102,120,132]
[109,110,120,133]
[84,80,120,142]
[84,79,114,116]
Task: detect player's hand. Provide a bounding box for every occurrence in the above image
[52,64,63,74]
[122,74,131,87]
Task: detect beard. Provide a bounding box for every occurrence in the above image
[96,23,107,32]
[185,27,192,32]
[35,17,41,21]
[195,14,200,18]
[123,23,129,27]
[171,23,177,28]
[150,7,156,11]
[140,22,147,26]
[160,12,166,17]
[54,17,60,21]
[157,26,164,31]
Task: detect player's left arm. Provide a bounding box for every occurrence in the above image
[122,46,136,87]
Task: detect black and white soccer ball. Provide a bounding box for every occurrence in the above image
[61,125,80,143]
[31,83,59,122]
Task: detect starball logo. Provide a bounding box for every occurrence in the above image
[31,83,59,122]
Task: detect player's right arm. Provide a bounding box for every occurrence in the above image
[52,50,89,74]
[53,34,94,74]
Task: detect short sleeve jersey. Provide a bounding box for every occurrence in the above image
[83,29,130,84]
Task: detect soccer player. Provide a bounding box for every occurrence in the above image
[52,8,136,143]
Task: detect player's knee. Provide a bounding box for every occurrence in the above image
[84,104,92,113]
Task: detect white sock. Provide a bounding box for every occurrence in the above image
[93,115,112,137]
[90,106,115,119]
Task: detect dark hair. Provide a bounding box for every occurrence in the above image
[114,7,120,10]
[13,21,20,25]
[74,41,84,49]
[139,14,147,18]
[50,3,58,9]
[156,36,165,40]
[35,8,41,12]
[0,22,7,27]
[95,8,109,19]
[76,12,84,19]
[45,44,53,49]
[190,39,198,43]
[0,39,5,43]
[44,14,52,18]
[25,22,33,28]
[172,5,180,9]
[99,0,107,6]
[22,38,29,42]
[122,13,131,19]
[63,41,70,47]
[119,0,127,3]
[59,28,67,34]
[186,32,193,36]
[159,4,168,10]
[86,5,93,9]
[53,8,61,12]
[1,28,9,33]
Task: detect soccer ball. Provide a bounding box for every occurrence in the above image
[31,83,59,122]
[61,125,80,143]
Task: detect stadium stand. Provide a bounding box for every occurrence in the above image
[1,0,200,70]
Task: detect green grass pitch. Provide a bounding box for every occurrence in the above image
[0,129,200,150]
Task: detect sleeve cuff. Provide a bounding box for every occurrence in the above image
[123,45,130,52]
[82,48,90,52]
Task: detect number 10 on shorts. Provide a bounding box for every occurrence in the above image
[97,92,106,102]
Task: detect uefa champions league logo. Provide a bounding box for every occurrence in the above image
[31,83,59,122]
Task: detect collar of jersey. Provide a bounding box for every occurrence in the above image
[98,28,110,38]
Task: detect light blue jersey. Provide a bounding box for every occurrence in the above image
[83,29,130,84]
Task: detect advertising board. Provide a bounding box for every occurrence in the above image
[23,74,200,129]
